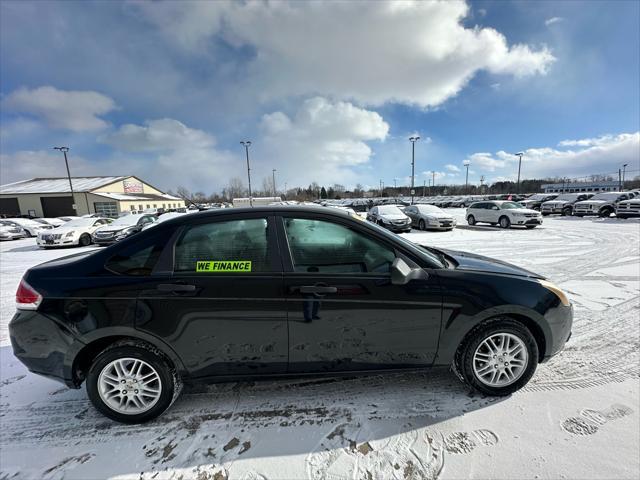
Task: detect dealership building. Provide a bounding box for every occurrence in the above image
[0,176,186,218]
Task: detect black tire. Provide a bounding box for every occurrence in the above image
[467,215,476,226]
[574,214,584,217]
[454,318,539,396]
[599,208,613,218]
[562,208,572,216]
[541,212,550,216]
[79,233,91,246]
[86,341,182,423]
[525,225,536,229]
[499,216,511,229]
[419,219,426,230]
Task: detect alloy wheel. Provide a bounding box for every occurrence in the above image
[472,333,528,387]
[98,357,162,415]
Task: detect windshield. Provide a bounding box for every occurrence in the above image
[110,215,141,226]
[64,218,98,228]
[500,202,523,209]
[417,205,443,214]
[553,194,580,201]
[526,194,552,201]
[590,192,622,201]
[368,223,444,268]
[377,205,404,215]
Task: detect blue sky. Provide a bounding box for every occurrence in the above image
[1,0,638,194]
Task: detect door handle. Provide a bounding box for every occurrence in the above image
[156,283,196,292]
[298,285,337,294]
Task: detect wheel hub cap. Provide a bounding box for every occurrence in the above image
[473,333,528,387]
[98,357,162,415]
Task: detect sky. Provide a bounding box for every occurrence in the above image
[1,0,639,194]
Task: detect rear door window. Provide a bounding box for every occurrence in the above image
[174,218,273,273]
[105,230,171,276]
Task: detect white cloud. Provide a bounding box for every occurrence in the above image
[259,97,389,185]
[545,17,563,26]
[465,132,640,181]
[445,164,461,172]
[134,0,555,107]
[101,118,215,152]
[2,86,116,131]
[0,150,95,183]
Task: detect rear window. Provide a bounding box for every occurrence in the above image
[105,230,170,276]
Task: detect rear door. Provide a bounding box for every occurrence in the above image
[277,213,442,374]
[135,213,288,379]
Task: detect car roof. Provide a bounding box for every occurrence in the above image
[159,205,351,223]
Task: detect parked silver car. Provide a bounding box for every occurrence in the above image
[573,192,632,217]
[366,205,412,232]
[541,193,594,216]
[615,198,640,219]
[467,201,543,229]
[404,204,457,231]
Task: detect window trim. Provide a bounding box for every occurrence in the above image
[275,213,425,276]
[168,214,281,276]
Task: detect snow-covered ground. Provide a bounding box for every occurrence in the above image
[1,210,639,480]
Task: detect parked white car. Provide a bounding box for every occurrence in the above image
[573,192,633,217]
[0,221,28,240]
[37,217,113,248]
[466,201,543,229]
[366,205,412,232]
[404,204,457,231]
[1,218,54,237]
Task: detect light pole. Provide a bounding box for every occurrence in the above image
[53,146,76,213]
[240,141,253,207]
[409,136,420,204]
[272,169,277,197]
[463,160,470,193]
[431,171,436,195]
[622,163,628,189]
[423,179,426,196]
[514,152,524,194]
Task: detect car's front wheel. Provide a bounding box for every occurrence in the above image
[86,342,182,423]
[79,233,91,246]
[419,219,426,230]
[455,319,538,396]
[499,216,511,228]
[467,215,476,225]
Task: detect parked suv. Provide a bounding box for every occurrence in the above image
[540,193,594,216]
[573,192,632,217]
[616,198,640,219]
[519,194,558,211]
[467,201,543,229]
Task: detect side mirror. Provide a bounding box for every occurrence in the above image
[390,258,428,285]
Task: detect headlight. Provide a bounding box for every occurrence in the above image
[65,231,75,237]
[427,218,439,225]
[538,280,571,306]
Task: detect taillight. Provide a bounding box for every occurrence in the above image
[16,278,43,310]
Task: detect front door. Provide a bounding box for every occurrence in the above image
[278,215,442,374]
[136,215,288,379]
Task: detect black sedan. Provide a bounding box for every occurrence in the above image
[9,206,572,423]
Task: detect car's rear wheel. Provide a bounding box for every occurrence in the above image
[86,342,182,423]
[455,319,538,396]
[467,215,476,226]
[562,207,572,216]
[79,233,91,246]
[419,219,426,230]
[499,216,511,228]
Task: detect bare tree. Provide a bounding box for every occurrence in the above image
[224,177,246,200]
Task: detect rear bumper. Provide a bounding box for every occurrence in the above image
[9,310,82,388]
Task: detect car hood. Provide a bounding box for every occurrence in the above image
[504,208,540,215]
[380,214,409,221]
[438,248,545,279]
[575,200,608,206]
[424,212,454,220]
[543,200,568,206]
[94,224,134,233]
[38,226,78,236]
